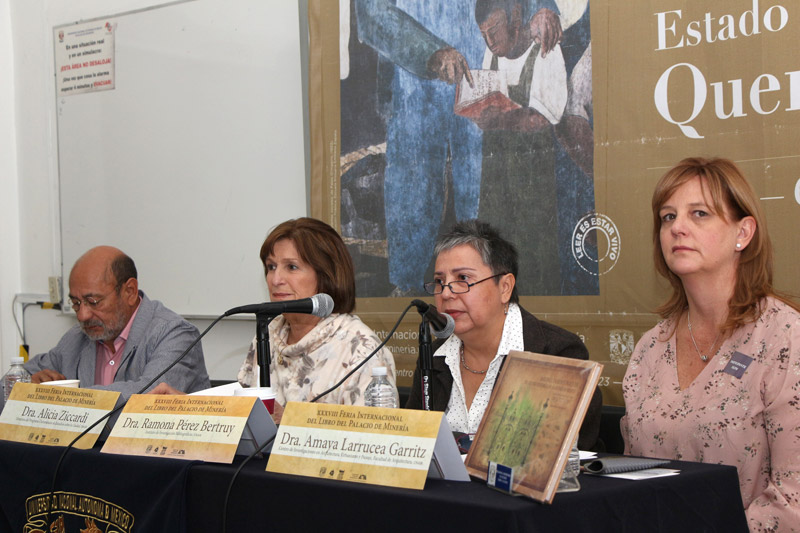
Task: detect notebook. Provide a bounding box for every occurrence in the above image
[583,456,671,475]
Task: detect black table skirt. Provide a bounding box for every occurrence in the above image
[187,454,749,533]
[0,439,748,533]
[0,440,194,533]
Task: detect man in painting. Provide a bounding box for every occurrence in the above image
[472,0,567,294]
[354,0,570,296]
[355,0,485,296]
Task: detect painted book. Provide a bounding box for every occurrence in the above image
[454,69,521,121]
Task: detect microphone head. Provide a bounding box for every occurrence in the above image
[410,299,429,312]
[432,312,455,339]
[312,293,335,317]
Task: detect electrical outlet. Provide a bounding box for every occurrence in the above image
[48,276,62,302]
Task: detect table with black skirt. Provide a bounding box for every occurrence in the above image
[0,438,748,533]
[187,452,748,532]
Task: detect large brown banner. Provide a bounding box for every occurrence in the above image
[309,0,800,406]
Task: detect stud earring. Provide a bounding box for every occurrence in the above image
[736,243,742,249]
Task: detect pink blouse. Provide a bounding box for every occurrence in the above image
[622,297,800,532]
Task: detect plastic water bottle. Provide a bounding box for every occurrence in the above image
[557,437,581,492]
[3,357,32,402]
[364,367,398,408]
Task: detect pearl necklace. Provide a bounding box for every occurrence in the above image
[687,309,720,362]
[460,344,487,375]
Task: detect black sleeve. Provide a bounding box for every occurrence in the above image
[405,355,423,410]
[580,386,603,452]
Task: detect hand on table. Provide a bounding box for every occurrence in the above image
[148,382,186,395]
[271,402,284,425]
[31,369,66,384]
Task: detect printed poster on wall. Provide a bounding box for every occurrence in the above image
[309,0,800,405]
[54,20,115,96]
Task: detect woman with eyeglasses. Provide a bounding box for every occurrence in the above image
[406,220,602,450]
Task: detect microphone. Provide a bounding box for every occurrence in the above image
[411,300,455,338]
[224,293,334,318]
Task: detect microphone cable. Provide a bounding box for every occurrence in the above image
[220,301,416,533]
[309,301,415,403]
[220,431,277,533]
[45,312,227,526]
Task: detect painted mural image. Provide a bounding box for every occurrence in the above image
[315,0,800,405]
[339,0,597,297]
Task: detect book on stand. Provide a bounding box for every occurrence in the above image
[464,350,602,503]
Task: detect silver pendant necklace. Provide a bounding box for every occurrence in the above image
[687,309,720,362]
[460,344,487,375]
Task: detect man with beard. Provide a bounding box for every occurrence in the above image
[24,246,209,400]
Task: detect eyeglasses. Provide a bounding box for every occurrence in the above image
[423,273,507,295]
[68,293,111,311]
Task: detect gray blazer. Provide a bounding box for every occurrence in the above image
[24,291,210,401]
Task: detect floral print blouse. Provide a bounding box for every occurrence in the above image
[622,297,800,532]
[237,313,396,406]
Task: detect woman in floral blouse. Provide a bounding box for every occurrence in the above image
[238,218,396,422]
[622,157,800,532]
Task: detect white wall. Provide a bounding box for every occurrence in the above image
[2,0,309,381]
[0,0,22,367]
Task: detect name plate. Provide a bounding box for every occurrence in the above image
[102,394,275,463]
[267,402,465,490]
[0,383,120,449]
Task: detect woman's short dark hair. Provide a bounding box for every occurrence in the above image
[434,219,519,303]
[260,218,356,313]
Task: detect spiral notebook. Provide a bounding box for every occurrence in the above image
[583,456,670,475]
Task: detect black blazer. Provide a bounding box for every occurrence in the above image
[405,306,603,451]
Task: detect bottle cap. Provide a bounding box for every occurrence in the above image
[10,356,24,364]
[371,366,387,377]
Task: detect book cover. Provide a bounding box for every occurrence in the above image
[464,350,602,503]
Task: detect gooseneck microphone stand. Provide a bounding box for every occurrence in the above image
[418,316,434,411]
[223,302,417,533]
[255,313,276,387]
